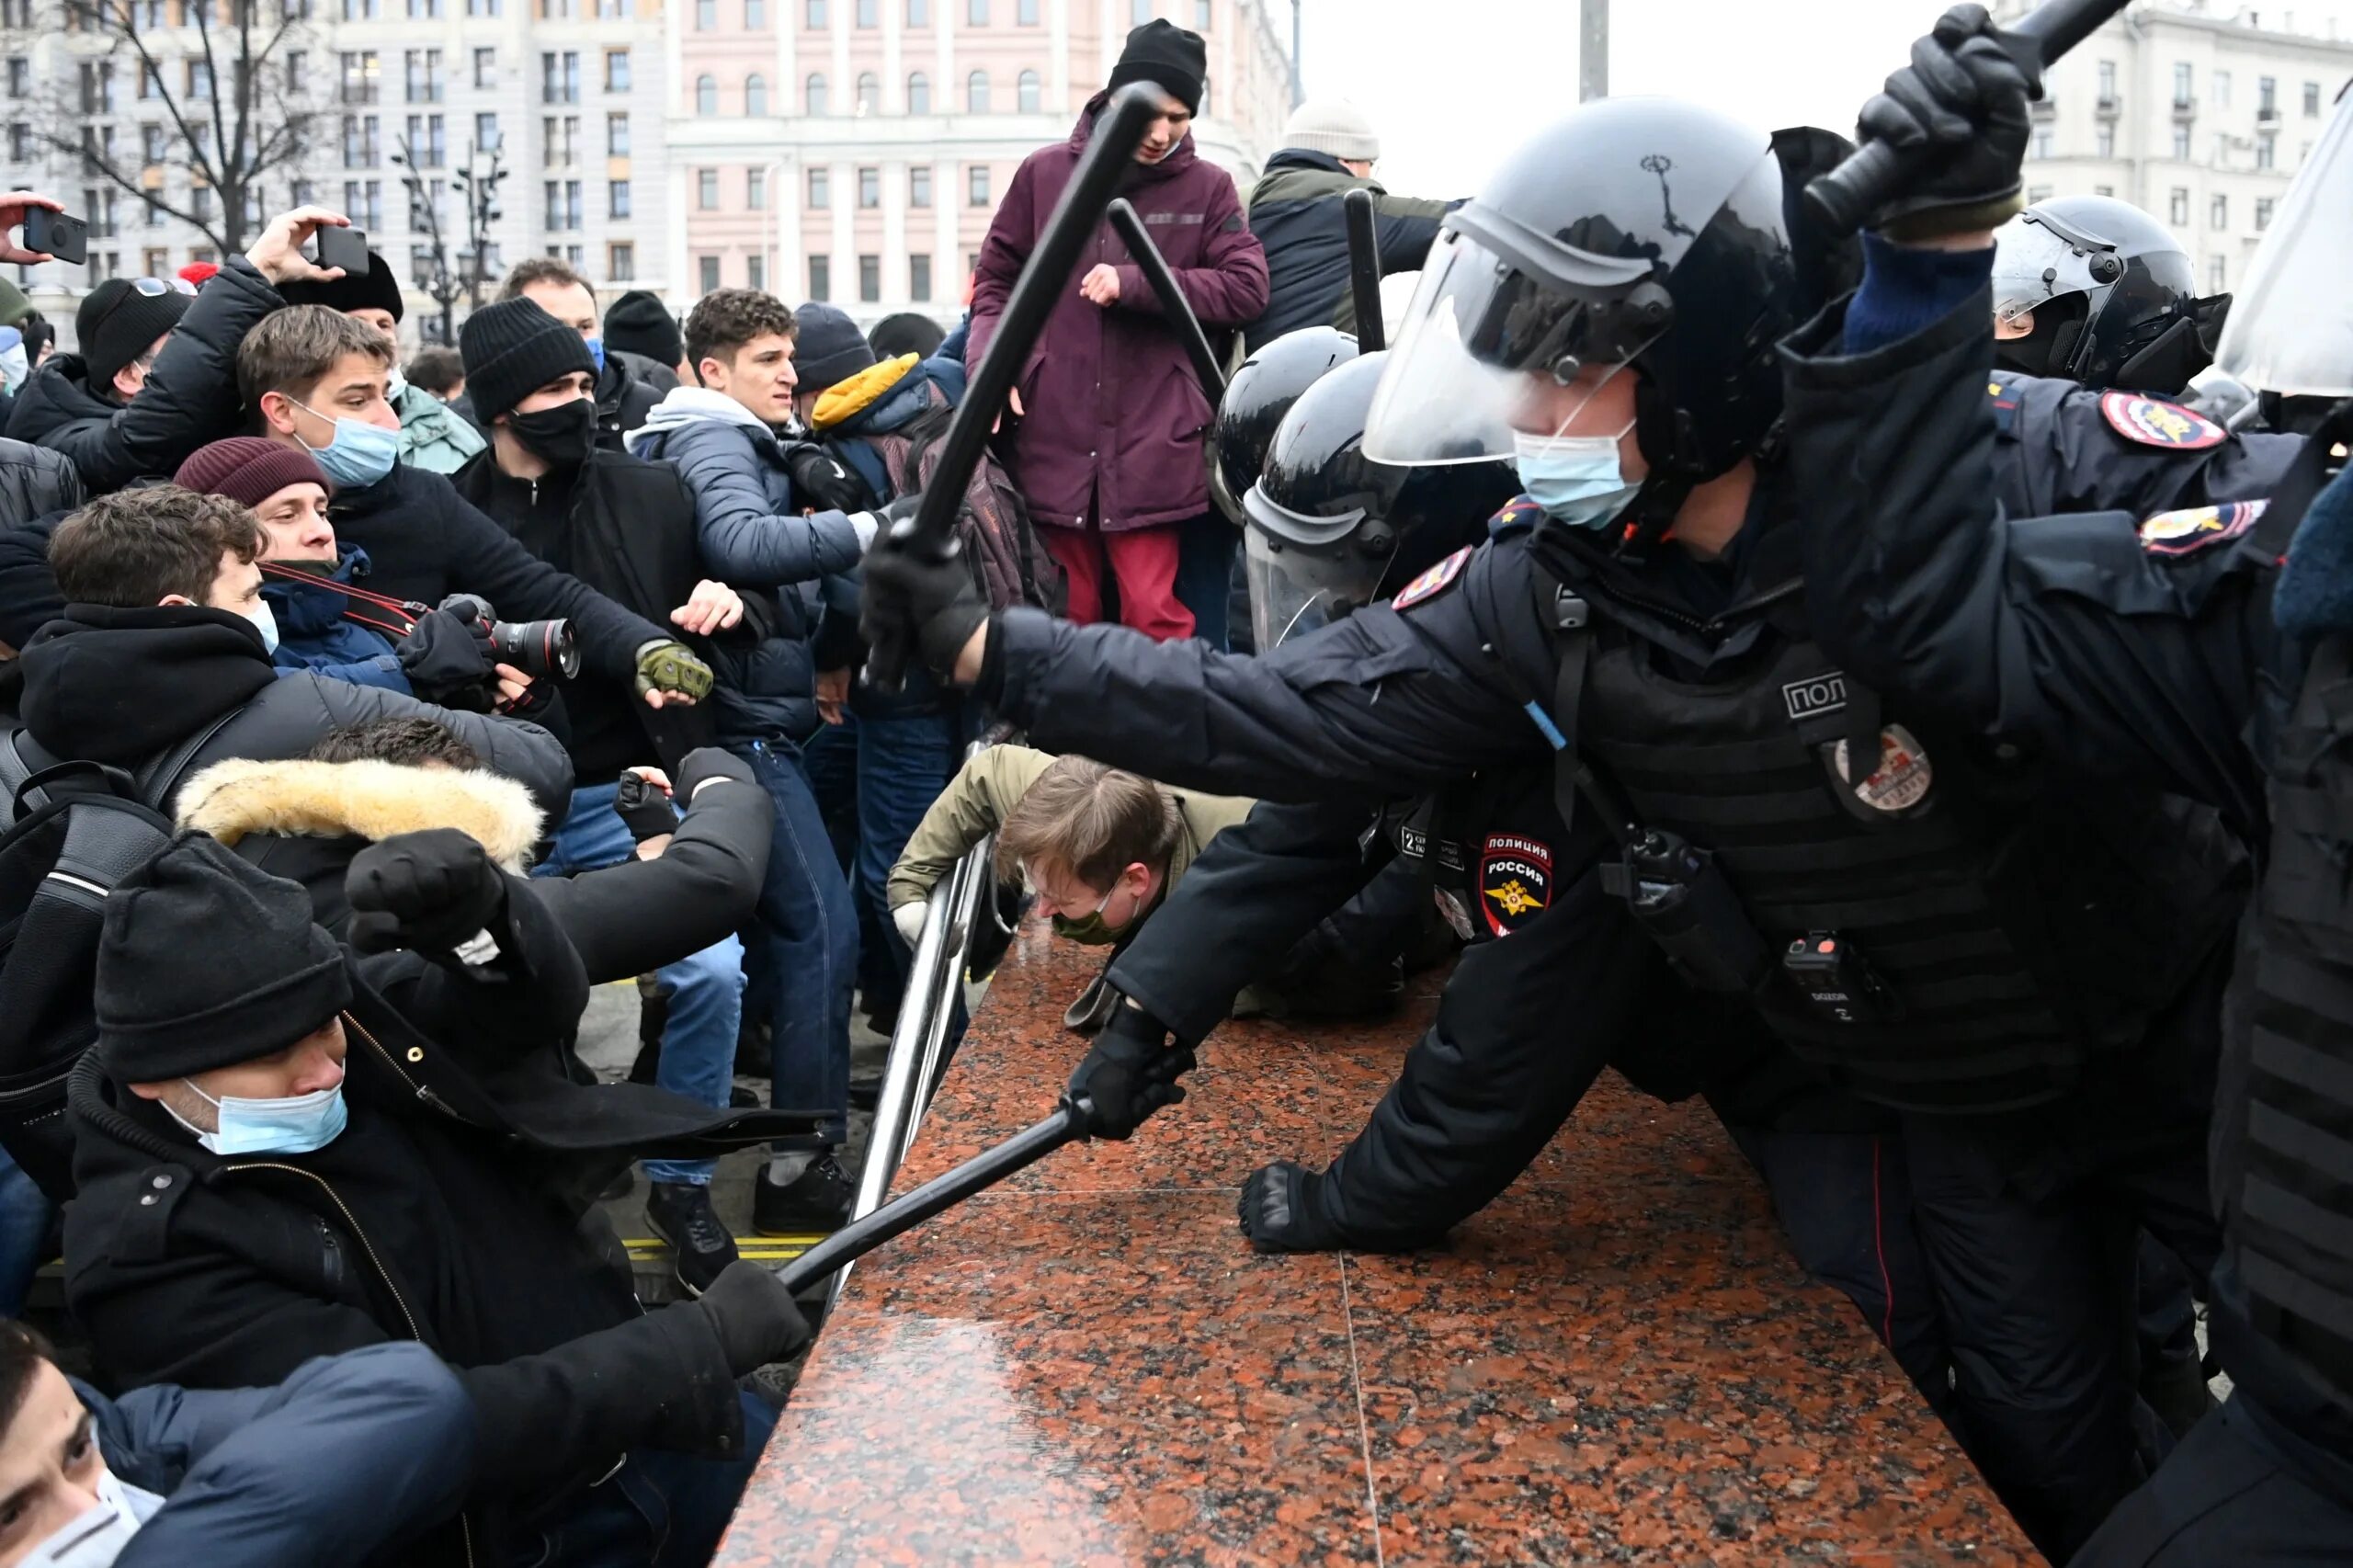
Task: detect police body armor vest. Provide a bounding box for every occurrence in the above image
[2235,633,2353,1396]
[1568,590,2236,1113]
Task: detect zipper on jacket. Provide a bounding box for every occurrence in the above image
[343,1010,461,1118]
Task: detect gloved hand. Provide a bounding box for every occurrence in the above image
[613,770,679,844]
[1856,4,2041,239]
[858,497,987,688]
[674,745,752,804]
[1236,1162,1347,1254]
[633,639,714,704]
[891,899,928,949]
[1065,1002,1195,1141]
[347,828,507,956]
[695,1260,813,1372]
[395,607,496,706]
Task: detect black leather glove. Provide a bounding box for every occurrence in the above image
[1236,1161,1347,1254]
[613,772,679,844]
[858,494,987,687]
[346,828,507,956]
[674,745,753,804]
[1856,4,2041,238]
[1066,1003,1195,1141]
[395,607,497,707]
[696,1260,813,1372]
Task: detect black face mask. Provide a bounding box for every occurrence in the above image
[506,397,596,470]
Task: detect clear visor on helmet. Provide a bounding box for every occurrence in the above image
[1989,210,2109,329]
[1244,523,1396,652]
[2216,92,2353,398]
[1363,227,1665,466]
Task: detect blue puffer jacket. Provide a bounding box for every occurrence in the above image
[261,545,411,694]
[626,389,870,742]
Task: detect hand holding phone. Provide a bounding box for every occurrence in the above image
[5,195,74,266]
[313,223,369,278]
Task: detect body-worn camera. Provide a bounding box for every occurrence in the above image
[441,595,581,680]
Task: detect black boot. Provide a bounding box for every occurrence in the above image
[644,1180,741,1297]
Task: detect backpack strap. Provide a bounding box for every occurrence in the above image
[132,709,242,814]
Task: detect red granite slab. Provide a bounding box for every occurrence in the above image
[716,926,2040,1566]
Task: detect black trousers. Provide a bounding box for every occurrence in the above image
[2075,1390,2353,1568]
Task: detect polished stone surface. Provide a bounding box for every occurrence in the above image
[717,926,2040,1566]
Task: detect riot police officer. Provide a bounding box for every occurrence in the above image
[1990,193,2216,392]
[861,89,2282,1557]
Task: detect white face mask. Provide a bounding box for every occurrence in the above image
[0,343,28,394]
[20,1469,165,1567]
[243,599,280,656]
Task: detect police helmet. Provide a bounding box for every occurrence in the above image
[1363,97,1797,509]
[1209,325,1360,525]
[1992,195,2201,391]
[1244,351,1518,650]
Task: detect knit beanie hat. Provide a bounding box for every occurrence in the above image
[603,289,683,368]
[177,261,221,290]
[1282,99,1380,163]
[0,276,29,329]
[76,279,191,390]
[96,831,351,1083]
[1108,19,1207,116]
[176,436,332,508]
[791,302,877,393]
[868,311,945,361]
[460,297,596,424]
[277,252,405,324]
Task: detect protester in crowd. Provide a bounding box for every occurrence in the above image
[4,210,355,494]
[404,346,466,404]
[63,830,813,1565]
[629,288,871,1234]
[278,252,485,474]
[970,19,1268,644]
[453,296,760,1290]
[472,259,661,449]
[0,1323,474,1567]
[602,289,688,390]
[4,486,569,813]
[867,312,947,362]
[1243,99,1459,352]
[234,305,715,717]
[0,434,77,545]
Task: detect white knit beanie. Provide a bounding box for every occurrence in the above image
[1281,98,1379,163]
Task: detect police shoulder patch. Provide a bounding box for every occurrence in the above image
[1478,834,1552,937]
[2138,498,2268,557]
[2100,391,2226,451]
[1391,546,1471,611]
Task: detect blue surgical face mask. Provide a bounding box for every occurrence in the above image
[20,1470,164,1568]
[170,1078,348,1157]
[585,335,607,374]
[243,599,280,656]
[290,397,401,489]
[1513,429,1643,531]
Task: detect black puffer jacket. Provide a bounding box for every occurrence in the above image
[5,257,281,491]
[0,437,80,534]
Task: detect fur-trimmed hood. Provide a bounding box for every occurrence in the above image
[175,756,544,870]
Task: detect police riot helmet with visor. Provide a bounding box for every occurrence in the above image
[1210,325,1359,525]
[1991,195,2200,390]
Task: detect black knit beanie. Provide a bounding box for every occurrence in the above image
[96,832,351,1084]
[603,289,683,368]
[277,252,406,324]
[76,279,190,391]
[1108,19,1206,115]
[460,297,597,424]
[791,302,877,393]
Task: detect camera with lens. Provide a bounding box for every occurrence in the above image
[439,594,581,680]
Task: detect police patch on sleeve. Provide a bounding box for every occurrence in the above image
[2099,391,2226,450]
[2138,499,2267,557]
[1479,834,1552,937]
[1390,546,1471,611]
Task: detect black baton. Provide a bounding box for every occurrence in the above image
[1108,198,1229,403]
[1342,187,1385,352]
[1804,0,2131,233]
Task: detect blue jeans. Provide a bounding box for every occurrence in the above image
[534,785,745,1187]
[856,707,965,997]
[729,737,856,1145]
[1176,511,1235,653]
[0,1149,50,1316]
[519,1390,779,1568]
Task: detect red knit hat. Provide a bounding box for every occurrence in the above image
[174,437,332,508]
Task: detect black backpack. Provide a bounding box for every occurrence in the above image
[0,719,234,1201]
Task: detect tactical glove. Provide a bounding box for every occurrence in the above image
[347,828,507,956]
[857,494,987,687]
[613,771,680,844]
[1857,4,2041,239]
[634,639,715,702]
[696,1260,813,1371]
[1065,1002,1195,1141]
[1236,1161,1347,1254]
[395,607,497,708]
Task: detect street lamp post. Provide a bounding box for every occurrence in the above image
[449,138,510,318]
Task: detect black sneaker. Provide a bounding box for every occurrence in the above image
[754,1154,855,1235]
[643,1181,740,1297]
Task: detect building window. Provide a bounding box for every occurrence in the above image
[477,111,501,151]
[699,255,721,293]
[340,50,380,105]
[696,74,717,115]
[859,254,880,302]
[608,242,634,281]
[407,112,448,165]
[2208,256,2225,293]
[542,178,581,229]
[806,73,828,115]
[746,0,764,22]
[2259,75,2277,116]
[966,0,983,19]
[406,48,444,103]
[698,167,719,209]
[2307,81,2324,118]
[2256,197,2274,231]
[2211,69,2231,110]
[909,165,930,208]
[473,48,495,88]
[805,0,824,20]
[907,71,929,113]
[967,71,989,113]
[608,178,630,218]
[808,254,830,300]
[2210,193,2227,230]
[858,165,879,207]
[342,114,381,165]
[605,50,630,92]
[2168,187,2188,225]
[908,0,926,20]
[541,51,580,105]
[808,166,829,207]
[142,122,166,163]
[1194,0,1207,24]
[2030,128,2052,159]
[607,112,629,155]
[696,0,713,22]
[2171,124,2190,160]
[542,113,580,164]
[341,179,382,227]
[746,74,768,115]
[857,72,878,114]
[1017,68,1040,114]
[1017,0,1035,18]
[910,252,931,301]
[2173,61,2192,107]
[747,255,767,290]
[968,164,989,205]
[2096,125,2113,159]
[1130,0,1148,20]
[2256,134,2275,170]
[856,0,874,21]
[747,167,767,209]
